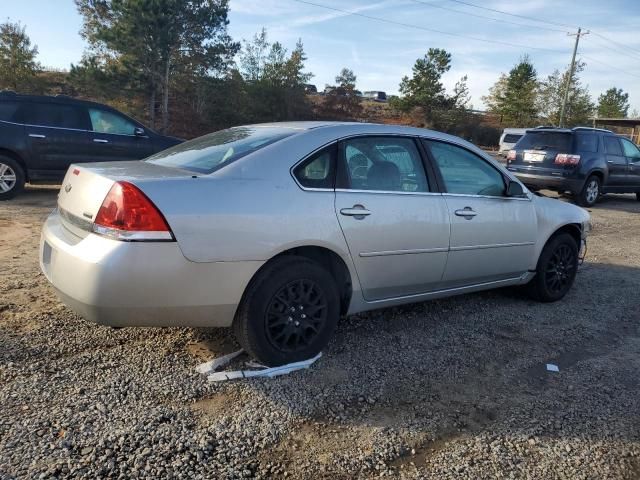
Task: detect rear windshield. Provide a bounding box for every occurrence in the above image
[503,134,522,143]
[146,126,296,174]
[515,131,572,151]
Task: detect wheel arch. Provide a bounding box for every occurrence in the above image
[543,223,582,253]
[239,245,354,317]
[0,148,28,181]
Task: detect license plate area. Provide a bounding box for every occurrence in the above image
[523,150,546,162]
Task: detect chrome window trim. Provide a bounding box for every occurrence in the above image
[336,188,442,197]
[0,119,148,138]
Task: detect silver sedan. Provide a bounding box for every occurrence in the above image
[40,122,590,366]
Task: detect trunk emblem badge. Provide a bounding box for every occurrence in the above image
[64,184,72,193]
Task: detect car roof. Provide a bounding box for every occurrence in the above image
[236,121,470,141]
[0,92,116,110]
[525,126,613,134]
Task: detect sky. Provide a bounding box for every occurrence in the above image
[4,0,640,113]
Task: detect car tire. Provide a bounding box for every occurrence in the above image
[233,256,340,367]
[575,175,600,207]
[526,233,579,303]
[0,156,25,201]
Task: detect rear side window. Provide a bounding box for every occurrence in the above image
[0,102,19,122]
[340,136,429,192]
[20,102,89,130]
[89,108,137,135]
[604,136,623,156]
[293,144,336,189]
[503,134,522,143]
[146,126,295,174]
[515,132,571,151]
[574,133,598,153]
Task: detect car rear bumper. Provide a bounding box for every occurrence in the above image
[509,171,584,193]
[39,210,263,328]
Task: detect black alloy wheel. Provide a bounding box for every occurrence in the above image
[265,279,329,353]
[526,233,579,302]
[233,256,340,366]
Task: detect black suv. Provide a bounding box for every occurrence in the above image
[0,93,182,199]
[506,127,640,207]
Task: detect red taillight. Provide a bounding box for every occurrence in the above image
[555,153,581,165]
[93,181,173,241]
[506,150,516,161]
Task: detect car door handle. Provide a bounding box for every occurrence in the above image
[28,133,46,138]
[455,207,477,218]
[93,139,109,143]
[340,206,371,217]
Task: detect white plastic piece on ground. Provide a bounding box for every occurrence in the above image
[202,352,323,382]
[546,363,560,372]
[195,349,244,374]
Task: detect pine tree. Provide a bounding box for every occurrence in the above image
[597,87,629,118]
[0,21,41,92]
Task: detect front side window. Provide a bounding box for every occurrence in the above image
[604,136,623,156]
[293,144,336,189]
[620,138,640,160]
[89,108,137,135]
[340,136,429,192]
[425,140,506,197]
[146,126,295,174]
[21,103,89,130]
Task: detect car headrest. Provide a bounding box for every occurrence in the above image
[367,161,401,191]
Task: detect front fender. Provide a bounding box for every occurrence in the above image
[531,195,590,269]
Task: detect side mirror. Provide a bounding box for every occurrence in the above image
[506,180,525,197]
[134,127,146,137]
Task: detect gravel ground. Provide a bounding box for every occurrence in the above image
[1,187,639,479]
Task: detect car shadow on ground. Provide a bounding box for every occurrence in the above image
[188,259,640,473]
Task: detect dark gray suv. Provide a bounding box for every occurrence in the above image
[506,127,640,206]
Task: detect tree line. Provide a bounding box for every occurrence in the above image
[0,0,634,143]
[483,55,633,127]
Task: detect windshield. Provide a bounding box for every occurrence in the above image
[515,131,572,151]
[146,126,296,174]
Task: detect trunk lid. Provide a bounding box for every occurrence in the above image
[56,161,192,237]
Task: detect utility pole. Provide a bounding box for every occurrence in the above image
[559,28,589,127]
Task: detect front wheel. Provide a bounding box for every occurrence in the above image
[0,156,25,200]
[575,175,600,207]
[233,256,340,366]
[526,233,579,302]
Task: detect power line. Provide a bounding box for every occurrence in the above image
[291,0,567,53]
[581,54,640,80]
[590,31,640,59]
[444,0,578,29]
[409,0,567,33]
